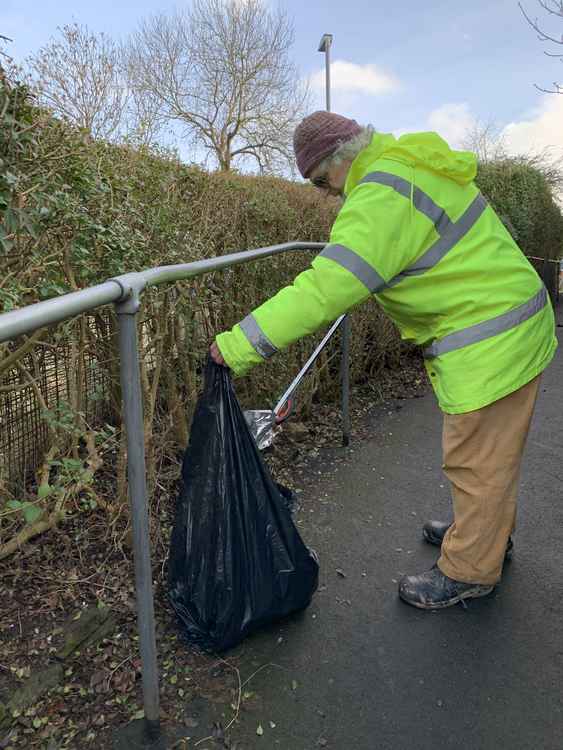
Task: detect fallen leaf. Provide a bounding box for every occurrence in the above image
[256,724,264,736]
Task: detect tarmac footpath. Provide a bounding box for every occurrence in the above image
[225,305,563,750]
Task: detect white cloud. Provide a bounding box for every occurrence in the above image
[426,102,477,148]
[311,60,400,97]
[501,95,563,159]
[420,96,563,164]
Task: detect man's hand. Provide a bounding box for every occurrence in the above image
[210,341,226,366]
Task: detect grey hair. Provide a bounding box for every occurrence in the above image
[316,125,374,175]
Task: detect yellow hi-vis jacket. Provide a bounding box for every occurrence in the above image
[216,131,557,414]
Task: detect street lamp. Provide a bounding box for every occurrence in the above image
[317,33,351,447]
[318,33,333,112]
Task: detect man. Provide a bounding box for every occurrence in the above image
[210,110,557,610]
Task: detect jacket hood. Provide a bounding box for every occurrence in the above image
[346,131,477,193]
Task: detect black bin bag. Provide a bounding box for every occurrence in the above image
[168,359,319,652]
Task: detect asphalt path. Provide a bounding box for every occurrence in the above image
[225,304,563,750]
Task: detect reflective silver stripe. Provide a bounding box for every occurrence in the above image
[239,314,278,359]
[424,285,548,359]
[320,243,387,294]
[360,171,453,235]
[391,193,488,285]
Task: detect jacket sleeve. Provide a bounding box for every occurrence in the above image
[216,181,422,376]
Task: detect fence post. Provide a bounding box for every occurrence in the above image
[542,257,549,302]
[115,293,161,740]
[340,316,351,446]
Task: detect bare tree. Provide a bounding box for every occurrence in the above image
[519,1,563,94]
[0,35,11,81]
[0,35,22,85]
[461,119,507,163]
[124,84,165,148]
[125,0,309,172]
[27,23,128,140]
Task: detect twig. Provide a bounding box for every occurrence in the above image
[106,655,132,691]
[240,662,284,690]
[194,660,284,746]
[519,1,563,45]
[224,662,242,733]
[0,498,43,519]
[0,509,65,560]
[0,329,45,377]
[194,657,242,747]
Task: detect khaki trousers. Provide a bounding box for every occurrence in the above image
[438,376,540,585]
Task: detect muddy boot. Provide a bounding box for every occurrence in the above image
[398,565,494,610]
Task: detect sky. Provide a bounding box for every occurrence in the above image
[2,0,563,164]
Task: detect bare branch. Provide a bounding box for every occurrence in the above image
[535,81,563,93]
[538,1,563,18]
[519,1,563,93]
[461,119,508,163]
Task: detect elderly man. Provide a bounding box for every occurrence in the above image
[210,110,557,610]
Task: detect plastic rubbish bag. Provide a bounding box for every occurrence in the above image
[168,359,319,652]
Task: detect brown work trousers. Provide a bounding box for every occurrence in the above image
[438,376,540,586]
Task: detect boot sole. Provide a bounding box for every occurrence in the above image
[399,584,495,610]
[422,528,513,560]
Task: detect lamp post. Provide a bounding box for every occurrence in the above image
[318,33,351,447]
[318,34,333,112]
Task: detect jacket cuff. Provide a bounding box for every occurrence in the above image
[215,325,264,377]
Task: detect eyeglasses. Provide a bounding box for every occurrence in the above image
[311,174,329,190]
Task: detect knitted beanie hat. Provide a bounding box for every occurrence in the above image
[293,111,363,178]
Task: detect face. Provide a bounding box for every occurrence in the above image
[309,160,351,198]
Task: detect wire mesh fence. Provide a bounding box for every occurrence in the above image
[0,314,115,493]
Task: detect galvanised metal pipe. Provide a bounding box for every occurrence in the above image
[0,281,123,344]
[0,243,325,344]
[325,38,332,114]
[340,316,351,447]
[139,242,325,288]
[116,298,161,737]
[0,238,350,737]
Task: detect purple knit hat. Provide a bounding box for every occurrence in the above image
[293,111,363,179]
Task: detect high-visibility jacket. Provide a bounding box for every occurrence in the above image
[216,131,557,414]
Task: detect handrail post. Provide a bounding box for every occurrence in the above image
[115,292,161,740]
[340,316,351,446]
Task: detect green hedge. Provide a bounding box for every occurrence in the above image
[476,158,563,261]
[2,76,562,510]
[0,79,400,503]
[1,78,561,425]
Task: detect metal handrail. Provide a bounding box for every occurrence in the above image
[0,242,324,343]
[0,240,352,741]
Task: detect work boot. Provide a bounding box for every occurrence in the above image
[422,520,513,560]
[398,565,494,610]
